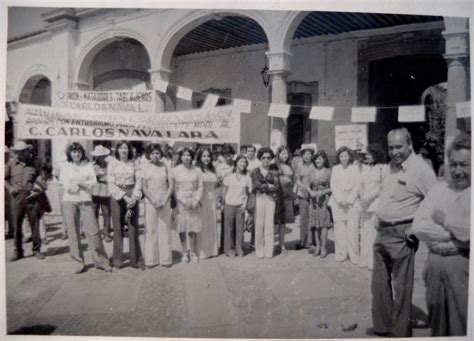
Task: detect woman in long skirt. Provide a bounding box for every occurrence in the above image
[195,147,219,259]
[142,143,174,268]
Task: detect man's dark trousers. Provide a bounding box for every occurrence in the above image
[371,222,417,337]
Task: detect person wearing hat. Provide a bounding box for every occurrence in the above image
[5,141,45,261]
[295,143,316,251]
[91,145,113,243]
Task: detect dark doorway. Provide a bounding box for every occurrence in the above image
[287,93,312,153]
[369,55,447,153]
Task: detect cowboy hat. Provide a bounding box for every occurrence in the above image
[91,145,110,157]
[10,141,33,152]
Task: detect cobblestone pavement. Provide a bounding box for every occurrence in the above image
[3,181,431,338]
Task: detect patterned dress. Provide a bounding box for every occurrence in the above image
[309,167,333,229]
[173,164,204,233]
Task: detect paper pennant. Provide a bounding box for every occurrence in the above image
[456,101,471,118]
[309,106,334,121]
[176,86,193,101]
[153,79,169,93]
[398,105,425,122]
[232,99,252,115]
[268,103,291,119]
[202,94,219,109]
[351,107,376,122]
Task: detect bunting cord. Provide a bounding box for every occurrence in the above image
[153,80,467,112]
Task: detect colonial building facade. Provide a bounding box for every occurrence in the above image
[5,7,470,170]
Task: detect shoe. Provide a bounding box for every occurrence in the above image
[280,245,288,254]
[61,233,68,240]
[112,260,124,269]
[73,265,85,274]
[320,247,327,258]
[33,251,45,260]
[295,243,303,250]
[97,265,113,272]
[104,235,112,243]
[226,251,236,258]
[308,246,316,254]
[23,236,33,244]
[190,253,199,263]
[10,254,24,262]
[181,252,189,263]
[313,246,321,257]
[132,262,146,271]
[42,238,49,245]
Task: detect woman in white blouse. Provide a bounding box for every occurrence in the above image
[60,142,111,274]
[359,144,386,270]
[328,146,361,263]
[108,141,144,270]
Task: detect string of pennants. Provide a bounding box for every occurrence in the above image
[134,80,471,122]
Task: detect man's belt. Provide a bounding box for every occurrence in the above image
[430,247,470,257]
[379,219,414,228]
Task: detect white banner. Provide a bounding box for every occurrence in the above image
[232,99,252,115]
[351,107,376,122]
[335,125,367,151]
[268,103,290,119]
[309,106,334,121]
[53,90,156,113]
[17,104,240,144]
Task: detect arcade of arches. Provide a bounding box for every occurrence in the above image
[6,8,470,165]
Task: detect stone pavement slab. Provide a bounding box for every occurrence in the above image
[37,274,142,316]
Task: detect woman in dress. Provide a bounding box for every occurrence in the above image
[223,155,251,257]
[295,145,316,251]
[328,146,361,263]
[308,150,333,258]
[108,141,144,270]
[274,145,296,254]
[60,142,111,274]
[251,147,280,259]
[142,143,173,268]
[173,147,204,263]
[91,145,112,243]
[195,147,219,259]
[359,144,386,270]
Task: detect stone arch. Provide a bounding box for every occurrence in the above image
[273,11,308,53]
[16,64,53,103]
[153,9,272,71]
[75,28,152,88]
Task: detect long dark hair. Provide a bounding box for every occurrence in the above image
[115,141,134,161]
[335,146,355,165]
[233,155,248,175]
[175,147,196,166]
[195,147,216,173]
[275,145,291,165]
[312,150,330,168]
[66,142,88,163]
[145,143,163,160]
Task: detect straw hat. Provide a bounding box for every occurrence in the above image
[10,141,33,152]
[300,143,317,154]
[91,145,110,157]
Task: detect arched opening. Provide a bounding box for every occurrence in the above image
[19,75,52,163]
[168,14,269,149]
[86,37,151,91]
[368,54,447,162]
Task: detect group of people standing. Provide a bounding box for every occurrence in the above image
[5,126,470,338]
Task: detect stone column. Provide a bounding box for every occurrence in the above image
[42,9,79,165]
[442,17,469,141]
[266,50,292,149]
[442,17,469,177]
[149,67,172,113]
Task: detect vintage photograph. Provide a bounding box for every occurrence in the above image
[1,0,472,339]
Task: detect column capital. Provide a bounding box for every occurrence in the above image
[265,50,293,73]
[148,67,172,82]
[442,17,469,58]
[443,55,468,67]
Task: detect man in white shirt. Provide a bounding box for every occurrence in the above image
[411,132,470,336]
[372,128,436,337]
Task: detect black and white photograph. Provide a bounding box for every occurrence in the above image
[1,0,472,339]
